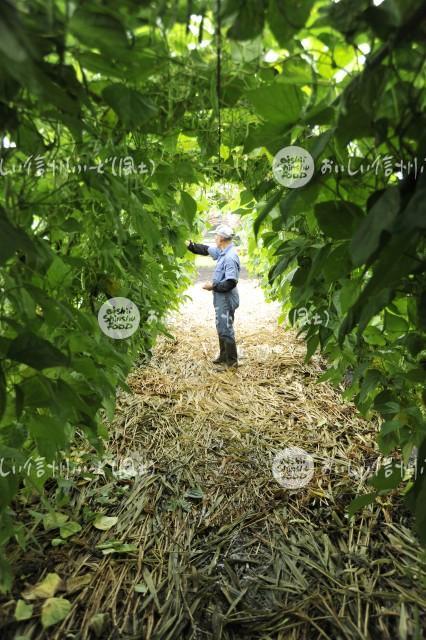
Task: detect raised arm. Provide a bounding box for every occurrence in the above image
[187,240,209,256]
[187,241,221,260]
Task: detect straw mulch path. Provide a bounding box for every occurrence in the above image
[2,277,425,639]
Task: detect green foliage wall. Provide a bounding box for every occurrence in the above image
[0,0,209,588]
[232,0,426,541]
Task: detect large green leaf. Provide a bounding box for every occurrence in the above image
[254,189,284,237]
[383,310,409,336]
[278,58,316,85]
[397,178,426,233]
[340,229,419,339]
[17,375,54,408]
[0,207,33,265]
[179,192,197,228]
[69,7,129,54]
[268,0,314,47]
[323,243,352,283]
[130,195,161,249]
[350,187,400,267]
[46,257,73,289]
[7,333,69,370]
[246,82,304,126]
[244,122,291,154]
[264,132,333,233]
[227,0,265,40]
[102,84,158,129]
[75,51,124,78]
[314,201,364,239]
[28,415,71,460]
[357,233,419,303]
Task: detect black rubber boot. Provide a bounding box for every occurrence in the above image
[212,337,226,364]
[224,338,238,367]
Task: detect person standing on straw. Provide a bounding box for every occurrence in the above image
[187,225,240,369]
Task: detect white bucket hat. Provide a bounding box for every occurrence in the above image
[214,224,234,239]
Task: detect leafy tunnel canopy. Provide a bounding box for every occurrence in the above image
[0,0,425,587]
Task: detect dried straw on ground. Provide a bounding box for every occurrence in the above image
[2,277,425,639]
